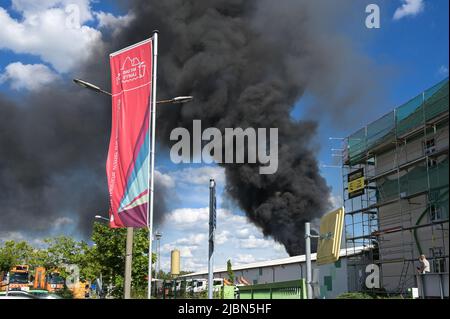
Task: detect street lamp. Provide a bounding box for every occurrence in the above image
[95,215,109,222]
[73,79,112,96]
[77,77,192,299]
[73,78,194,104]
[154,231,162,282]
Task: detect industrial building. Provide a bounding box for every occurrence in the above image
[180,247,367,299]
[342,78,449,298]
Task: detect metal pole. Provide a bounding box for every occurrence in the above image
[147,30,158,299]
[208,179,216,299]
[154,232,161,281]
[154,236,158,281]
[124,227,133,299]
[5,272,9,296]
[305,222,313,299]
[158,236,161,279]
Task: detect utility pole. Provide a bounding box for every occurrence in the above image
[208,179,216,299]
[124,227,133,299]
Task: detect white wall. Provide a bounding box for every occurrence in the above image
[182,258,351,299]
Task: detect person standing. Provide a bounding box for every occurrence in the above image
[417,255,431,274]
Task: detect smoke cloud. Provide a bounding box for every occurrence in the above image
[0,0,380,255]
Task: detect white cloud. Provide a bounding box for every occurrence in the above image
[0,62,59,91]
[233,254,256,265]
[0,5,102,73]
[438,65,449,77]
[11,0,94,24]
[95,10,134,36]
[0,231,26,242]
[393,0,425,20]
[174,233,207,246]
[236,228,250,239]
[239,235,271,249]
[329,194,343,209]
[166,207,210,226]
[51,217,74,228]
[0,232,46,248]
[169,166,225,186]
[182,258,207,272]
[165,207,240,229]
[155,170,175,189]
[216,230,230,245]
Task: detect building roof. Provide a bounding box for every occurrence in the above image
[180,246,368,278]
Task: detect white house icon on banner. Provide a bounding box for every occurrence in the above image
[117,56,147,85]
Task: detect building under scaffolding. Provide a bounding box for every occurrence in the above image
[342,78,449,298]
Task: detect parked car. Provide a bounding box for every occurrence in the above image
[0,291,40,299]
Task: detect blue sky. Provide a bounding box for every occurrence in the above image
[0,0,448,272]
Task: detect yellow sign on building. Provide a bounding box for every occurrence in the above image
[348,168,365,199]
[316,207,345,266]
[348,176,365,193]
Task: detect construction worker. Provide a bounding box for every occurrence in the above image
[417,255,430,274]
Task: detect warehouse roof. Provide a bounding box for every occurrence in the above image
[179,246,368,278]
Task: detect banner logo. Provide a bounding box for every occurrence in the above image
[116,56,147,85]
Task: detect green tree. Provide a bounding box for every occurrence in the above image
[42,236,97,281]
[90,222,156,298]
[0,241,35,271]
[227,259,234,284]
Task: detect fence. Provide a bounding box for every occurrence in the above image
[238,279,307,299]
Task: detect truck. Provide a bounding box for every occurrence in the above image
[7,265,31,292]
[33,267,65,293]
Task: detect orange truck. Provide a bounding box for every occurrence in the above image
[33,267,65,293]
[8,265,31,291]
[0,271,7,291]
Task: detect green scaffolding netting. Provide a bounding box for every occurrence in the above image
[376,158,449,212]
[347,78,449,165]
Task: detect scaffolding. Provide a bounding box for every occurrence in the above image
[342,78,449,296]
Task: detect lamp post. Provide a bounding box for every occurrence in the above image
[208,179,216,299]
[95,215,133,299]
[77,78,192,299]
[154,231,162,281]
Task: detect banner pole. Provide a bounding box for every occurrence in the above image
[147,30,158,299]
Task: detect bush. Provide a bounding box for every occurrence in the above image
[337,292,374,299]
[55,287,74,299]
[337,292,406,299]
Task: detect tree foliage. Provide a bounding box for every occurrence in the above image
[0,222,157,299]
[227,259,234,284]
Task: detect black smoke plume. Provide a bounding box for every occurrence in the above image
[0,87,168,237]
[108,0,378,255]
[0,0,380,255]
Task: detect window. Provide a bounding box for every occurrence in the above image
[429,204,443,222]
[259,268,263,276]
[423,138,436,155]
[430,247,446,273]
